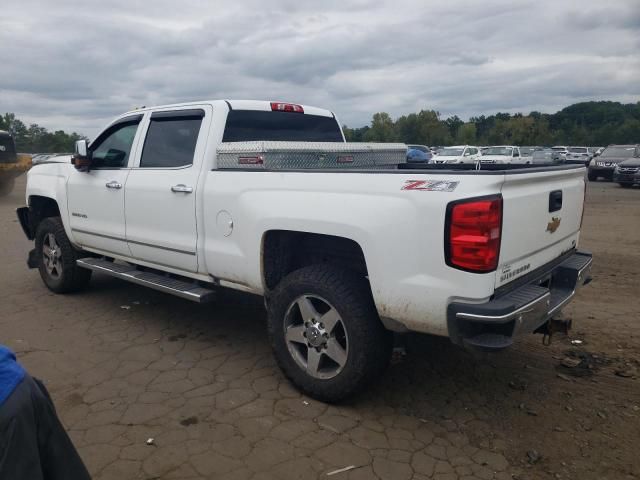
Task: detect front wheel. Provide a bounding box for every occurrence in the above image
[587,171,597,181]
[267,265,392,402]
[35,217,92,293]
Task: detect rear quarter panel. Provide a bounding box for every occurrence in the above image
[202,170,505,335]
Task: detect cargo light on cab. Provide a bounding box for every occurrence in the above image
[270,102,304,113]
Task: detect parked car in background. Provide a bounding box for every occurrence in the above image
[588,145,639,181]
[480,146,523,164]
[565,147,593,165]
[531,148,562,164]
[552,146,569,161]
[613,158,640,188]
[406,145,432,163]
[432,145,481,164]
[520,146,541,160]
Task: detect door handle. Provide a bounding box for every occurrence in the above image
[171,184,193,193]
[105,181,122,189]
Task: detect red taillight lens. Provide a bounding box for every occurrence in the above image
[270,102,304,113]
[446,195,502,272]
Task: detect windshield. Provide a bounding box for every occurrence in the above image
[569,147,588,153]
[552,147,566,152]
[601,146,637,158]
[533,151,552,159]
[437,148,464,156]
[222,110,344,142]
[484,147,513,156]
[520,147,536,156]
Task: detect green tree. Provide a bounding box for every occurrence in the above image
[0,112,85,153]
[363,112,397,142]
[455,123,477,144]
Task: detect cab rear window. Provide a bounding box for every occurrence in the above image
[222,110,343,142]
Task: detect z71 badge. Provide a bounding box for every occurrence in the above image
[402,180,459,192]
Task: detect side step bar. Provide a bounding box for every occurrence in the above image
[76,258,216,303]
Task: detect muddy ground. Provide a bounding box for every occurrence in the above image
[1,175,638,480]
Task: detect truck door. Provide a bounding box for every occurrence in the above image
[67,115,143,256]
[124,107,209,272]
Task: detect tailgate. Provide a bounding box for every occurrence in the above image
[496,167,585,288]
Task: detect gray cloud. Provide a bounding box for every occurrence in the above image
[0,0,638,137]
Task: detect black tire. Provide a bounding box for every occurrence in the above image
[0,178,15,197]
[267,264,393,403]
[619,183,632,188]
[587,171,597,182]
[35,217,92,293]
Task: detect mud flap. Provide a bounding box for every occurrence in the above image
[27,248,38,269]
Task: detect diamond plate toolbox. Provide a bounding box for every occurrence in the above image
[216,141,407,170]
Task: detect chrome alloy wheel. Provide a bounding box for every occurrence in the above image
[42,233,62,279]
[283,295,349,379]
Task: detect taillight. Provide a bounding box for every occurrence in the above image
[270,102,304,113]
[445,195,502,273]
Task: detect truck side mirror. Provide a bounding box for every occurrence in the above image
[72,140,92,171]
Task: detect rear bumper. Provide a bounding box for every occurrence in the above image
[613,172,639,184]
[447,251,593,350]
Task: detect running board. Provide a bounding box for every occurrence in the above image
[76,258,216,303]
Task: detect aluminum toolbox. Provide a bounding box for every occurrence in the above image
[216,141,407,170]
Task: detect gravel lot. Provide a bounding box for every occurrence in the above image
[1,175,638,480]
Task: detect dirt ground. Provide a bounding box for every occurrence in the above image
[1,175,638,480]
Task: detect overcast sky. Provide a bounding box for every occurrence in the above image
[1,0,638,137]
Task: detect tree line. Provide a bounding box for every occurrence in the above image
[343,101,640,147]
[0,113,84,153]
[1,100,639,153]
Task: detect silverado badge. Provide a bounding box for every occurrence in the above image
[546,217,561,233]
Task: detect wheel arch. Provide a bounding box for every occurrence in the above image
[261,230,369,293]
[26,195,62,239]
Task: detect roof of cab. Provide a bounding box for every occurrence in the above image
[124,100,334,118]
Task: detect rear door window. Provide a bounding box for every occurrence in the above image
[140,110,204,168]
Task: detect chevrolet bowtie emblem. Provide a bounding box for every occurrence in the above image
[546,217,561,233]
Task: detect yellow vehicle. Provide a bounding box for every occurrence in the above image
[0,130,31,196]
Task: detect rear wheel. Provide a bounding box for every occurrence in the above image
[267,264,392,402]
[35,217,92,293]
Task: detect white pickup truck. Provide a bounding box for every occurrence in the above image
[17,100,592,401]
